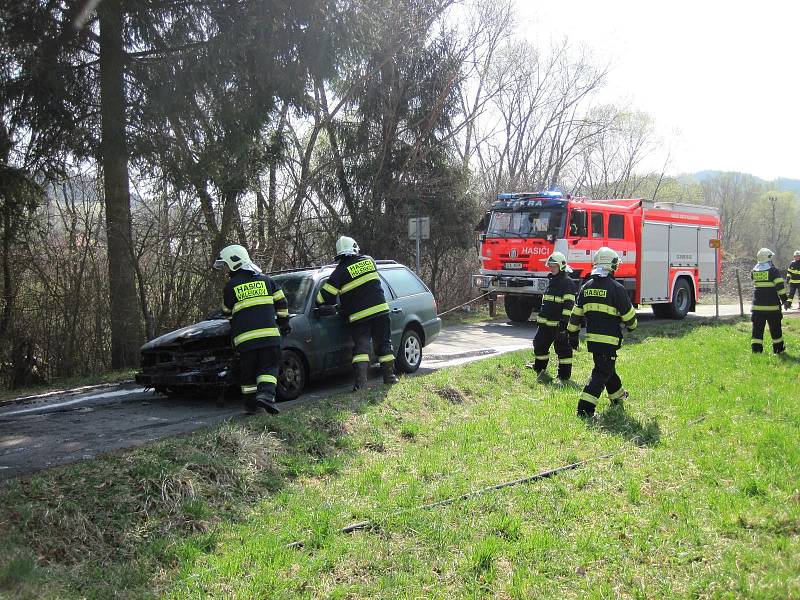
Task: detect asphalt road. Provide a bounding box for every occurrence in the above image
[0,303,750,480]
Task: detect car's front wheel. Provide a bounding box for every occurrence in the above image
[396,328,423,373]
[277,349,307,401]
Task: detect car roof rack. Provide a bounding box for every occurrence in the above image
[268,259,399,276]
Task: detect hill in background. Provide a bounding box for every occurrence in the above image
[687,170,800,194]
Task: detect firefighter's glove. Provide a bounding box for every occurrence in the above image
[568,332,579,350]
[279,324,292,336]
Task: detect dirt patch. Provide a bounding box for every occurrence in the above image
[436,385,466,404]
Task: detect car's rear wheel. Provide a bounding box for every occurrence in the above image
[396,328,423,373]
[277,349,307,401]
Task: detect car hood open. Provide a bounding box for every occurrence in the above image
[141,319,231,351]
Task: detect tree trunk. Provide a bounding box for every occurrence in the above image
[99,0,142,368]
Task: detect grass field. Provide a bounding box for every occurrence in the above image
[1,318,799,598]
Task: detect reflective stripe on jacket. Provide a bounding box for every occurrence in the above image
[567,275,637,354]
[316,255,389,323]
[751,266,787,312]
[223,270,289,350]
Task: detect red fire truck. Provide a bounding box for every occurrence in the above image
[472,191,721,322]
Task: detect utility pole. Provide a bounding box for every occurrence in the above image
[768,195,777,253]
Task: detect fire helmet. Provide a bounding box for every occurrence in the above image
[756,248,774,264]
[546,251,569,272]
[213,244,250,271]
[593,246,620,273]
[335,236,360,259]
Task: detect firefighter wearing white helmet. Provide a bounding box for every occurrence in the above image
[531,251,578,383]
[750,247,789,354]
[316,236,398,390]
[214,244,290,414]
[567,247,638,418]
[786,250,800,309]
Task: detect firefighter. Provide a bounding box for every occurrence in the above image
[531,251,578,383]
[316,236,398,390]
[567,247,638,419]
[750,247,789,354]
[214,244,290,414]
[786,250,800,309]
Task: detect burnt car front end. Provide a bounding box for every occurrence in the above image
[135,319,236,394]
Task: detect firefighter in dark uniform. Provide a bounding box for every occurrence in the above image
[532,251,578,383]
[214,244,290,414]
[786,250,800,309]
[316,236,399,390]
[750,247,789,354]
[567,247,638,418]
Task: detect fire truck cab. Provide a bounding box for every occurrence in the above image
[473,191,721,322]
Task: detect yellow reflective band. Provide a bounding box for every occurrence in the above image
[352,354,370,363]
[241,385,257,394]
[316,292,325,304]
[378,354,394,363]
[751,337,763,343]
[585,333,621,346]
[567,323,581,332]
[562,309,572,316]
[571,306,585,316]
[558,357,573,364]
[754,282,775,288]
[257,374,277,385]
[232,296,273,313]
[322,282,339,296]
[563,293,575,301]
[580,391,598,404]
[771,337,783,344]
[535,354,550,360]
[608,387,626,400]
[276,309,289,317]
[537,316,560,326]
[222,306,232,314]
[233,328,280,345]
[349,302,390,322]
[341,272,380,294]
[773,278,786,285]
[272,289,286,301]
[621,307,636,321]
[584,303,620,316]
[627,319,638,331]
[543,294,563,303]
[751,305,781,311]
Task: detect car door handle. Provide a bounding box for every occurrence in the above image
[391,307,403,314]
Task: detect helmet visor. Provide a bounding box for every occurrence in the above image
[213,258,227,270]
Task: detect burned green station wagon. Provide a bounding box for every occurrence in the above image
[136,261,441,400]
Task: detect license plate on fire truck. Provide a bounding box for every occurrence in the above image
[504,262,523,270]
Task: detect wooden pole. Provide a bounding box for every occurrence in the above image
[736,269,744,316]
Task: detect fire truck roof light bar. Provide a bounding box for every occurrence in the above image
[497,190,564,200]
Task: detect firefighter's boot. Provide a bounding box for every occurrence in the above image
[773,340,785,354]
[536,370,553,384]
[255,392,280,414]
[577,399,596,419]
[382,361,399,385]
[353,362,369,391]
[609,389,628,409]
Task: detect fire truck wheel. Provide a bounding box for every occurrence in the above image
[664,278,692,319]
[504,294,535,322]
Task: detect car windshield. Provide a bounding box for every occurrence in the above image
[271,272,314,314]
[487,208,565,239]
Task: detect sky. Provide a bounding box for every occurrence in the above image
[515,0,800,181]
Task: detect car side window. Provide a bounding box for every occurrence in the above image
[591,212,604,238]
[608,214,625,239]
[380,268,427,298]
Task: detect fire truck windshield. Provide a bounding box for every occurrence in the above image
[486,208,565,239]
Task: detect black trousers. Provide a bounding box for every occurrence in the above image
[751,312,784,353]
[239,345,281,407]
[532,325,573,379]
[580,352,625,407]
[788,283,800,304]
[350,314,394,365]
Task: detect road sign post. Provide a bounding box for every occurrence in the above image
[408,217,430,274]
